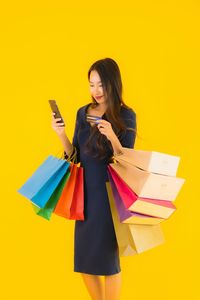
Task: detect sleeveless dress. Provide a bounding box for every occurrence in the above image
[64,102,137,275]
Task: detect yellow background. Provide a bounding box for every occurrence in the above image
[0,1,199,299]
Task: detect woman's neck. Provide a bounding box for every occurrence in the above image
[96,102,108,112]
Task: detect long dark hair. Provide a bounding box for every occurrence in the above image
[83,57,137,160]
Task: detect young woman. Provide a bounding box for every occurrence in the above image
[51,57,137,300]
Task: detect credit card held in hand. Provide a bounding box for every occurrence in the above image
[86,114,102,124]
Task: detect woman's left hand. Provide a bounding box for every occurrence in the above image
[97,119,116,141]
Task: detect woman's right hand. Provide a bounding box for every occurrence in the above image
[51,112,66,136]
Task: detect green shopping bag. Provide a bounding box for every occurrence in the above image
[32,169,71,220]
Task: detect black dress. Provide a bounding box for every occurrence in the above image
[64,102,137,275]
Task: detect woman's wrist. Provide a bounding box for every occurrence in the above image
[57,131,67,139]
[109,133,123,156]
[57,132,74,156]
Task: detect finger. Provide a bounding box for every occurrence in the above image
[98,128,106,133]
[52,121,61,127]
[52,122,65,126]
[97,122,105,127]
[98,124,107,130]
[52,116,61,121]
[99,131,107,136]
[54,118,62,121]
[56,124,65,127]
[56,122,65,125]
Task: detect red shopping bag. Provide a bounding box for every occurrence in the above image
[69,166,84,220]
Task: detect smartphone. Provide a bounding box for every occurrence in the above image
[48,99,65,126]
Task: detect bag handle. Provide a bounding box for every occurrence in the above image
[111,149,124,164]
[54,146,78,163]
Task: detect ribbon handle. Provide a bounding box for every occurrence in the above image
[54,145,78,163]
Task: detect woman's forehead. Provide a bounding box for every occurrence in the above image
[89,70,101,82]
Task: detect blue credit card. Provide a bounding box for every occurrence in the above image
[86,114,102,123]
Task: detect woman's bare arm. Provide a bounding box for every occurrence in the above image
[57,132,74,157]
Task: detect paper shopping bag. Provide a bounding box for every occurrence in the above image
[32,169,71,220]
[109,160,185,201]
[69,166,84,220]
[17,155,70,208]
[106,182,165,256]
[107,171,165,225]
[54,163,84,220]
[107,165,176,219]
[114,148,180,176]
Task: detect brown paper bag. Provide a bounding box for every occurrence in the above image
[110,160,185,201]
[114,147,180,176]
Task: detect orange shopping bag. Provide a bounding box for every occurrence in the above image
[54,162,84,220]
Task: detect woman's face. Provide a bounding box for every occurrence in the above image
[89,70,106,104]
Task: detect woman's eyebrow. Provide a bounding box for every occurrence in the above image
[89,81,102,83]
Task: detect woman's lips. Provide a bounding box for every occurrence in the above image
[95,95,103,99]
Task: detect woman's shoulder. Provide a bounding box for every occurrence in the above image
[120,104,136,119]
[76,103,90,116]
[120,105,137,129]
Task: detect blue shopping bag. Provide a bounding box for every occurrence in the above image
[17,155,70,208]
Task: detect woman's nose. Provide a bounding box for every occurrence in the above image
[94,86,101,93]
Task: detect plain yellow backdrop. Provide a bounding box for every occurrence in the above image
[0,1,199,299]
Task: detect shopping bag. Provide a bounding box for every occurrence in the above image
[17,155,70,208]
[109,160,185,201]
[54,146,84,220]
[107,165,176,219]
[114,147,180,176]
[54,162,85,220]
[32,169,71,220]
[106,182,165,256]
[69,166,84,220]
[107,171,165,225]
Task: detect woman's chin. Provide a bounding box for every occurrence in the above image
[95,97,105,103]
